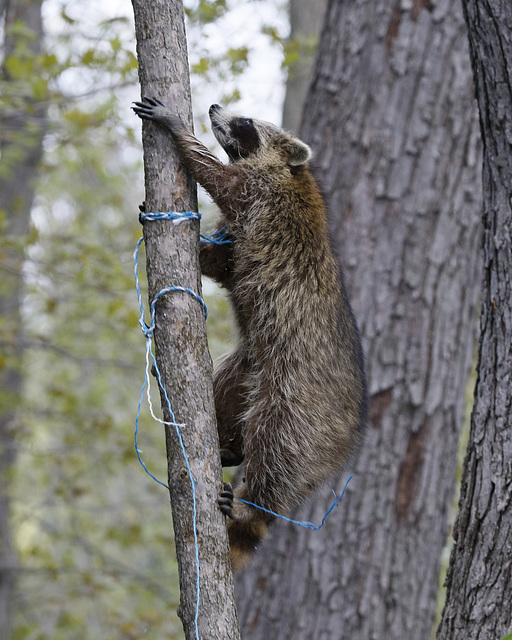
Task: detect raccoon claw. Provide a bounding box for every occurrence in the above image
[218,483,234,518]
[132,97,166,120]
[138,201,146,224]
[132,97,185,134]
[142,96,166,107]
[132,96,167,118]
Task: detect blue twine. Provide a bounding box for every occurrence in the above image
[140,210,200,223]
[139,210,232,246]
[236,474,353,529]
[200,226,232,245]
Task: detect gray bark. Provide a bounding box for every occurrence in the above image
[437,2,512,638]
[0,1,45,637]
[130,1,240,639]
[281,0,327,133]
[236,1,482,639]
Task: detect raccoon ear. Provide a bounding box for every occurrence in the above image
[283,137,312,166]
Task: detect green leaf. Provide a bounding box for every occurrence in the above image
[261,24,283,45]
[81,48,96,66]
[110,35,122,52]
[197,0,228,24]
[227,46,249,75]
[192,57,211,75]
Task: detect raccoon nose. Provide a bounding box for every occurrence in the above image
[209,104,221,114]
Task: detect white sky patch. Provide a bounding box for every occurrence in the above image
[188,0,288,125]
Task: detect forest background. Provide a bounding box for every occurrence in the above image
[1,0,511,639]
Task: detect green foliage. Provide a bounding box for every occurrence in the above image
[191,46,249,84]
[1,3,184,638]
[0,1,251,638]
[282,34,319,75]
[261,23,320,76]
[185,0,228,24]
[9,121,189,638]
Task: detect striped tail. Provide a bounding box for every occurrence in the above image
[227,519,269,571]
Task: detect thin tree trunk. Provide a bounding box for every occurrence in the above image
[130,1,240,638]
[235,1,482,638]
[0,1,45,637]
[437,2,512,638]
[281,0,327,133]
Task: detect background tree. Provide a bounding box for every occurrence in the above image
[437,1,512,638]
[281,0,327,133]
[0,0,45,636]
[235,1,482,638]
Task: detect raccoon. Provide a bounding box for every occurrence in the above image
[132,97,367,571]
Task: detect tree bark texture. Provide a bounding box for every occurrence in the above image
[236,1,482,639]
[0,1,45,637]
[130,2,240,639]
[437,2,512,639]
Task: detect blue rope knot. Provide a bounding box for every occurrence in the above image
[139,210,232,246]
[140,210,201,223]
[138,317,152,339]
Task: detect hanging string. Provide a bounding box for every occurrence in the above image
[236,474,353,530]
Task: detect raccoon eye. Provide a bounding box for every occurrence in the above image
[238,118,253,129]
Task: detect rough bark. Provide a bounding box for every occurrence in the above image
[437,2,512,639]
[281,0,327,133]
[130,2,240,639]
[235,1,482,639]
[0,1,45,637]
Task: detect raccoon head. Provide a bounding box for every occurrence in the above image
[209,104,312,168]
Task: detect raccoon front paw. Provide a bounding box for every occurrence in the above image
[132,97,185,134]
[218,483,234,519]
[132,96,167,121]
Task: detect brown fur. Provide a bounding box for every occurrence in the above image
[133,98,368,571]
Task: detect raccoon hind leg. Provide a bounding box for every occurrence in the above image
[218,482,273,571]
[213,348,251,467]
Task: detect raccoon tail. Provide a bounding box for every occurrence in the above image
[227,519,269,571]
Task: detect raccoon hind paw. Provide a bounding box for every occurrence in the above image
[218,483,234,518]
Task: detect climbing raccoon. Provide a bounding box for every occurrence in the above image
[132,97,368,571]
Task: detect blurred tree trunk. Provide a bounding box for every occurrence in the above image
[0,0,45,637]
[281,0,327,133]
[131,1,240,638]
[437,2,512,638]
[235,1,482,639]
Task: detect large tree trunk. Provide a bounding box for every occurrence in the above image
[0,1,45,637]
[437,2,512,638]
[235,1,482,638]
[131,1,240,638]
